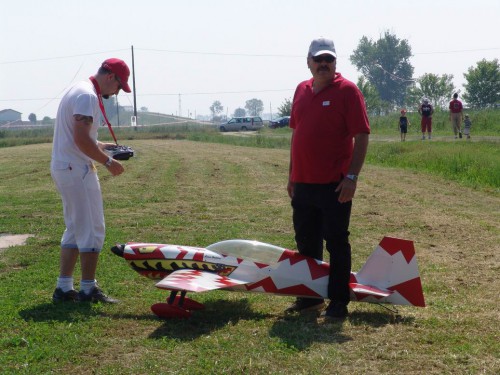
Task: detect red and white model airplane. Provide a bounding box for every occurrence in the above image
[111,236,425,319]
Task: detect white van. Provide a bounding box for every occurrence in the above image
[219,116,264,132]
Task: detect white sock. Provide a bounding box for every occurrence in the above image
[57,276,74,292]
[80,279,97,295]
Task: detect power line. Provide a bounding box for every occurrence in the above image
[413,47,500,55]
[0,89,295,103]
[34,61,86,112]
[139,88,294,96]
[1,46,499,65]
[0,49,129,65]
[136,47,303,58]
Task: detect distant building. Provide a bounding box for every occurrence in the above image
[0,109,22,124]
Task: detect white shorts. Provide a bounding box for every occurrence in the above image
[51,161,105,253]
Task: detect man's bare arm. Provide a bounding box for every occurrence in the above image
[73,115,124,176]
[335,132,369,203]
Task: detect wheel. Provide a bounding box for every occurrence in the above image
[151,303,192,319]
[241,126,248,131]
[219,126,226,132]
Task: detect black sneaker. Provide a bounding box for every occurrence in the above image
[52,288,78,303]
[321,301,348,320]
[459,132,463,138]
[285,298,325,313]
[77,286,119,304]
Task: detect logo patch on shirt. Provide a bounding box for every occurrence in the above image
[322,101,330,106]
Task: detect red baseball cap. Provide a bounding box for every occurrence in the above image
[101,58,131,93]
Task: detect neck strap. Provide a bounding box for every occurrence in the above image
[89,76,118,145]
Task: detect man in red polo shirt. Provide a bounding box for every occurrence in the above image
[286,37,370,320]
[449,92,464,138]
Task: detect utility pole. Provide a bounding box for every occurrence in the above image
[131,45,138,127]
[178,94,182,118]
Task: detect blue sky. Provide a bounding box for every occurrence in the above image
[1,0,499,120]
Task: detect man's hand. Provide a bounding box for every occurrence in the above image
[287,180,295,199]
[335,178,357,203]
[105,158,124,176]
[99,142,117,151]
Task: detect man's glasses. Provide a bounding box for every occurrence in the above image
[312,55,335,63]
[114,75,122,91]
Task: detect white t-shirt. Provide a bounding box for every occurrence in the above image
[51,80,102,167]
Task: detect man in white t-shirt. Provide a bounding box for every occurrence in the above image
[51,58,131,303]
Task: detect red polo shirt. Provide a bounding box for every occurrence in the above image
[290,73,370,184]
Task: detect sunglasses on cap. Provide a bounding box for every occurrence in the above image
[312,55,335,63]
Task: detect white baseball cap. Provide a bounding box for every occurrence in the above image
[308,37,337,58]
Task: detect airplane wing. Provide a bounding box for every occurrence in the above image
[155,269,250,293]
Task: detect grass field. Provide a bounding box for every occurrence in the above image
[0,132,499,373]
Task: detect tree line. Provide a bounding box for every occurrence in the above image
[211,31,499,120]
[351,31,499,113]
[209,98,265,122]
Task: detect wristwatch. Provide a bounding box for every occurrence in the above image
[346,174,358,182]
[104,156,113,167]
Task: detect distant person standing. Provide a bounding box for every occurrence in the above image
[463,114,472,140]
[399,109,410,141]
[51,58,131,304]
[418,98,433,140]
[449,93,464,139]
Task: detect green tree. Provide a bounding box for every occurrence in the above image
[42,116,52,125]
[209,100,224,120]
[28,113,37,124]
[406,73,455,110]
[233,107,246,117]
[277,98,292,117]
[356,76,389,115]
[463,59,500,108]
[245,98,264,116]
[350,31,414,107]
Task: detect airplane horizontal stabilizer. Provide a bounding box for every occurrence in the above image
[350,282,393,300]
[155,269,249,293]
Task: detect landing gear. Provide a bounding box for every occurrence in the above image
[151,290,205,319]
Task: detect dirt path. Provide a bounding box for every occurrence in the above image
[0,234,33,252]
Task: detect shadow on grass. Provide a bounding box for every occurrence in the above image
[270,312,352,350]
[348,309,415,326]
[148,298,272,340]
[19,302,98,323]
[268,307,415,351]
[148,300,412,350]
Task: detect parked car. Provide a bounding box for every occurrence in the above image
[219,116,264,132]
[268,116,290,129]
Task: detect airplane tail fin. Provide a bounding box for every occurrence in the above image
[351,237,425,307]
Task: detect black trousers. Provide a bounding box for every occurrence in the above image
[291,183,352,305]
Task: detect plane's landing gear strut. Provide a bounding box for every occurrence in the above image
[151,290,205,319]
